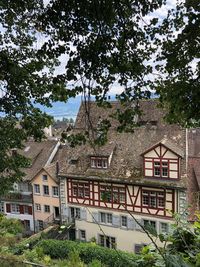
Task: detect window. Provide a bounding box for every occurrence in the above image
[79,230,86,241]
[135,244,145,254]
[35,203,41,211]
[160,222,169,233]
[43,185,49,195]
[142,190,165,209]
[24,220,30,231]
[100,212,112,224]
[70,207,81,219]
[24,205,29,214]
[143,220,156,230]
[38,220,44,231]
[44,205,50,213]
[121,216,127,227]
[52,186,59,197]
[0,202,4,213]
[72,182,90,198]
[100,185,126,204]
[34,184,40,194]
[99,235,116,249]
[90,157,108,169]
[11,204,20,213]
[42,174,48,181]
[154,160,169,178]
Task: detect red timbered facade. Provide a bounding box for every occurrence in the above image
[67,179,174,218]
[59,100,188,252]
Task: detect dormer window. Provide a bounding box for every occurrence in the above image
[91,157,108,169]
[141,140,183,180]
[154,160,168,178]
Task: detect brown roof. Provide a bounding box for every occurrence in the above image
[75,99,166,130]
[59,100,187,188]
[20,140,58,181]
[43,162,59,183]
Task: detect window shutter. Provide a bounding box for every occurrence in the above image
[28,206,32,215]
[92,212,99,223]
[20,205,24,214]
[6,204,11,213]
[135,219,143,231]
[63,206,69,216]
[112,215,120,227]
[127,218,134,230]
[81,208,87,220]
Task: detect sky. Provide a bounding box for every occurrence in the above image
[0,0,181,102]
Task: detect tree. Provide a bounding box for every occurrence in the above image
[0,0,199,192]
[0,0,67,193]
[155,0,200,127]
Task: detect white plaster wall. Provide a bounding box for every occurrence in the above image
[6,213,34,231]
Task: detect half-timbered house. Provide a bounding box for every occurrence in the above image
[58,100,188,252]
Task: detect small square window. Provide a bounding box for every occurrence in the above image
[35,203,41,211]
[160,222,169,233]
[80,230,86,240]
[42,174,48,181]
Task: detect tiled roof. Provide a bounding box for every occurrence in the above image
[59,100,187,189]
[43,162,59,183]
[20,140,58,181]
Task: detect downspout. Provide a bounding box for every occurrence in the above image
[186,128,188,173]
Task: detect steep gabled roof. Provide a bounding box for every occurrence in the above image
[19,140,58,181]
[59,100,186,188]
[141,138,184,158]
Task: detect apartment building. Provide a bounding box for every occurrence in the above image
[58,100,188,252]
[1,140,59,232]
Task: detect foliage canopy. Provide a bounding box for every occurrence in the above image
[0,0,199,191]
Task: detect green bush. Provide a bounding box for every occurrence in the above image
[37,239,138,267]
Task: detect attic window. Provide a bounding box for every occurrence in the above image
[70,159,78,165]
[150,121,157,126]
[91,157,108,169]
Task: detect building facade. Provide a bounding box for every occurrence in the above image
[32,165,60,232]
[58,100,188,252]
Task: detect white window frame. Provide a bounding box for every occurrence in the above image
[99,234,116,249]
[100,212,113,225]
[121,216,128,228]
[44,205,50,213]
[79,230,86,241]
[11,203,20,213]
[43,185,49,196]
[52,186,59,197]
[34,184,40,194]
[35,203,41,211]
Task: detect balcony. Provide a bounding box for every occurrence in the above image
[1,192,32,203]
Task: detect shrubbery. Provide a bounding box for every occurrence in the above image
[37,239,138,267]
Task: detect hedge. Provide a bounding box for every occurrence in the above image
[37,239,138,267]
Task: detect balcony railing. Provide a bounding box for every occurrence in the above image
[1,192,32,203]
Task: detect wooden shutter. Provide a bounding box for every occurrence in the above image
[112,215,120,227]
[20,205,24,214]
[92,212,99,223]
[127,218,135,230]
[6,203,11,213]
[80,208,87,220]
[28,206,32,215]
